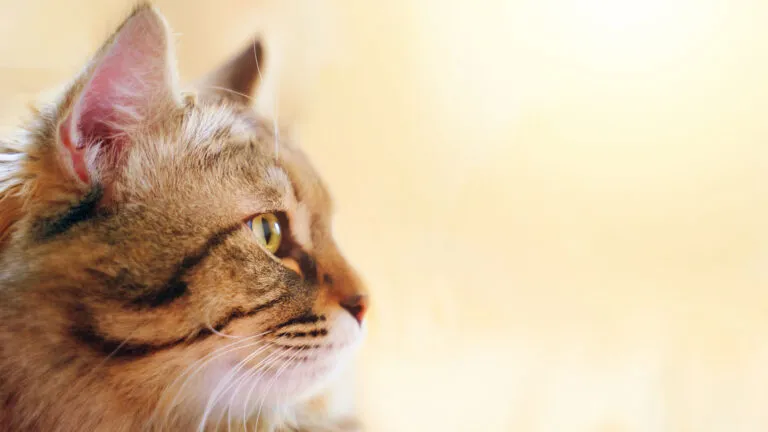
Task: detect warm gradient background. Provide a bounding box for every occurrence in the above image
[1,1,767,431]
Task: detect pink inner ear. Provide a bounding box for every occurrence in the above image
[61,7,173,185]
[59,117,90,184]
[73,40,162,143]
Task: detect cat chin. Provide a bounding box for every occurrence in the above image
[197,311,364,424]
[249,311,364,405]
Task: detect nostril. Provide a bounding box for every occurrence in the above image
[339,294,368,325]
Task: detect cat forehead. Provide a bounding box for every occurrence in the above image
[173,98,332,212]
[180,96,263,144]
[186,102,287,181]
[175,99,333,248]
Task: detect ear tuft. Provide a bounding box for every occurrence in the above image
[58,5,179,185]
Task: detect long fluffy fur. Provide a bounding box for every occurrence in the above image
[0,4,365,431]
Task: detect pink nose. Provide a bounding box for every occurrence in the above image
[340,294,368,325]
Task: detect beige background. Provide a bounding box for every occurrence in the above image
[1,0,767,431]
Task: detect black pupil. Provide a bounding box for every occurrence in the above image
[261,217,272,243]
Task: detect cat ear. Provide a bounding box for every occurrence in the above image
[194,40,265,104]
[58,5,180,185]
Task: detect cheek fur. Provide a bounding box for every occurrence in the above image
[169,310,361,426]
[262,310,364,403]
[200,310,362,412]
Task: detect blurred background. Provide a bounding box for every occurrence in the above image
[1,0,767,430]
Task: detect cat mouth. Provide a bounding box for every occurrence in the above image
[226,342,356,409]
[190,315,361,425]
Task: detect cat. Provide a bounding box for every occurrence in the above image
[0,4,367,431]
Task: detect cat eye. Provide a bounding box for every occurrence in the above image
[246,212,283,254]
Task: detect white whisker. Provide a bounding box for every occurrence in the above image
[253,38,265,86]
[150,330,272,429]
[196,339,273,432]
[207,341,276,431]
[272,88,279,161]
[253,347,303,430]
[81,330,137,380]
[241,347,288,431]
[204,85,258,105]
[251,37,279,161]
[156,338,258,428]
[222,346,285,432]
[204,309,245,339]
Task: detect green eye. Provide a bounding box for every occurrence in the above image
[247,213,282,254]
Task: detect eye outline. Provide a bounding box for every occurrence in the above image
[244,211,309,278]
[245,211,284,255]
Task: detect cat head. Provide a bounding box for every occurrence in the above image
[0,4,366,426]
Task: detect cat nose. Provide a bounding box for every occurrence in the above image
[339,294,368,325]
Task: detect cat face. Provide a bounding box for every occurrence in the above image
[0,5,366,428]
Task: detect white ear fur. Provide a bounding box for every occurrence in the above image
[59,5,180,184]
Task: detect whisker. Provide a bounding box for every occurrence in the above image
[203,85,258,105]
[197,348,260,432]
[204,309,244,339]
[271,350,301,429]
[272,83,280,161]
[251,36,279,161]
[253,38,265,87]
[194,338,272,432]
[78,329,137,381]
[240,347,288,431]
[253,346,303,430]
[156,339,260,429]
[150,330,272,428]
[65,329,140,403]
[199,333,285,431]
[206,341,275,431]
[226,352,271,432]
[222,345,284,432]
[225,364,258,432]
